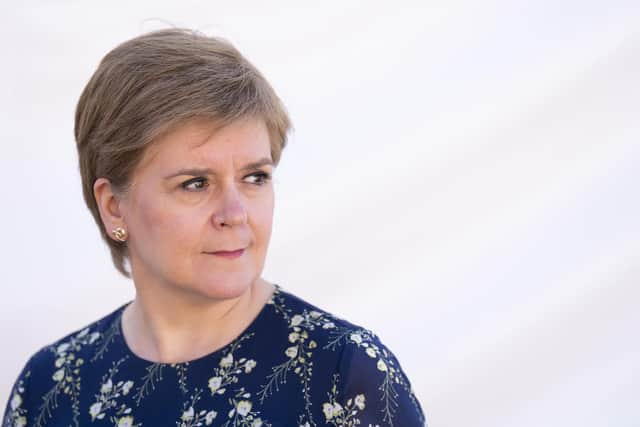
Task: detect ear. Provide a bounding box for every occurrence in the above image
[93,177,127,238]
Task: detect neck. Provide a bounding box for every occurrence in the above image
[121,277,274,364]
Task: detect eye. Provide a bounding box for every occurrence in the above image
[181,177,209,192]
[245,171,272,186]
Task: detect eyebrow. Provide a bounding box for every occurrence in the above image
[164,157,274,179]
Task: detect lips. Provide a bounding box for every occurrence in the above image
[205,248,245,258]
[214,249,244,255]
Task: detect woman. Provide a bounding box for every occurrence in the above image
[3,29,426,427]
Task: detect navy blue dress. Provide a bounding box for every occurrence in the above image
[3,285,426,427]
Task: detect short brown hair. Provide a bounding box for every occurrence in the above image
[75,28,292,278]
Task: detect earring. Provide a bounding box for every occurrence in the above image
[111,227,128,242]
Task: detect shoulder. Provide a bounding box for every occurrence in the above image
[3,302,129,420]
[30,301,127,370]
[267,285,377,352]
[268,286,427,426]
[268,285,405,362]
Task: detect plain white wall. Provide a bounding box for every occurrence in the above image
[1,1,639,426]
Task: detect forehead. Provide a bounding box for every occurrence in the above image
[138,117,271,171]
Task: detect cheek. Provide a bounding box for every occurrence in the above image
[135,196,198,249]
[250,195,274,245]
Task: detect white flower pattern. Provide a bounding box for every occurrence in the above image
[88,356,141,426]
[3,285,425,427]
[4,373,29,427]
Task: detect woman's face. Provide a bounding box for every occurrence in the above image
[118,117,275,300]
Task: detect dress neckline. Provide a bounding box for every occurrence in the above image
[114,284,281,366]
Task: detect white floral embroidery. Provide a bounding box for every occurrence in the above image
[208,376,223,394]
[259,299,338,426]
[117,415,134,427]
[34,326,100,427]
[181,406,194,421]
[206,333,256,398]
[52,368,65,382]
[354,394,366,410]
[220,353,234,368]
[244,360,257,373]
[10,394,22,411]
[4,372,29,427]
[322,374,367,427]
[290,315,304,327]
[5,285,424,427]
[89,402,102,418]
[133,363,165,406]
[285,346,298,359]
[236,400,252,417]
[220,389,270,427]
[176,388,219,427]
[205,410,217,425]
[324,324,424,426]
[88,357,141,427]
[101,379,113,394]
[122,381,134,395]
[350,333,363,344]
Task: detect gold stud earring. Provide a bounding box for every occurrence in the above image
[111,227,128,242]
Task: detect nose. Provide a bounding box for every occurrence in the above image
[211,184,248,228]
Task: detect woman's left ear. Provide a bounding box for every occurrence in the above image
[93,177,127,237]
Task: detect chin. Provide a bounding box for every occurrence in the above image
[192,271,258,301]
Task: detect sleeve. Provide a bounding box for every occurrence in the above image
[330,331,427,427]
[3,355,34,427]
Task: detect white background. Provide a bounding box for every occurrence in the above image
[1,1,639,426]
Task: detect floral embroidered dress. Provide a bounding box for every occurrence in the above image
[3,285,426,427]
